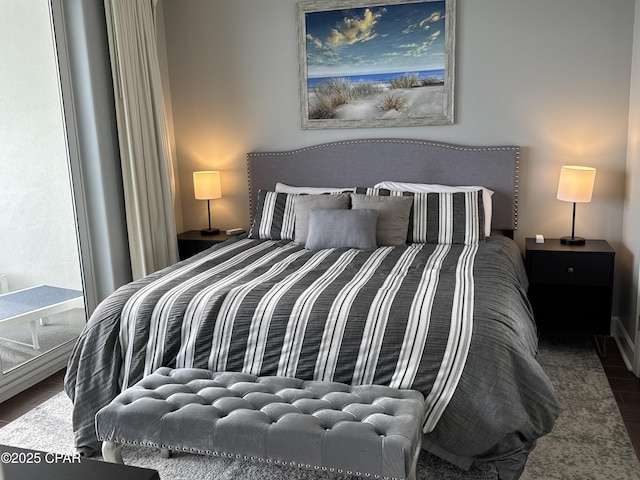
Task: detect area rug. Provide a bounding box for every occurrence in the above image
[0,335,638,479]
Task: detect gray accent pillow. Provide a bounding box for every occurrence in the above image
[294,193,350,245]
[350,193,413,246]
[305,209,378,250]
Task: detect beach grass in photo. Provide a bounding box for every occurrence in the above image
[309,78,383,119]
[379,92,407,112]
[390,74,421,89]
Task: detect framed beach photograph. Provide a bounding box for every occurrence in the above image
[297,0,455,129]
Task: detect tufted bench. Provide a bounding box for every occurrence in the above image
[95,368,425,480]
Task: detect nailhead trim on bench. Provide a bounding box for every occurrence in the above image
[98,437,401,480]
[97,437,408,480]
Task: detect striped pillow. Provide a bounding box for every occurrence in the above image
[355,187,485,244]
[248,190,298,240]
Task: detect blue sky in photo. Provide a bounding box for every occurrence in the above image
[304,1,446,78]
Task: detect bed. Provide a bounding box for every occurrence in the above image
[65,139,559,480]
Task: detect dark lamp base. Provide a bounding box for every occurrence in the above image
[560,236,586,246]
[200,228,220,236]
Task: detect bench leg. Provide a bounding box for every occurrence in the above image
[161,448,171,459]
[102,441,124,464]
[28,320,40,350]
[407,436,423,480]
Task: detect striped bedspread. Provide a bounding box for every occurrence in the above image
[65,235,558,479]
[120,237,475,432]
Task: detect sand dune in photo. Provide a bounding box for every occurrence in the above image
[332,85,445,120]
[314,85,445,120]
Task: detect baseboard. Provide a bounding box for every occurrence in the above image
[611,316,636,372]
[0,342,72,403]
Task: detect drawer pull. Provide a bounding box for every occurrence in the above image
[567,267,574,274]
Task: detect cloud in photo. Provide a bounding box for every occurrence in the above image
[304,1,446,78]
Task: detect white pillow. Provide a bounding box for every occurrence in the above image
[275,182,355,194]
[374,181,494,237]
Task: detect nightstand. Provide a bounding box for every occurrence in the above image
[525,238,615,336]
[177,230,230,260]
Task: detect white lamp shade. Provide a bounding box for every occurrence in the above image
[193,171,222,200]
[557,166,596,203]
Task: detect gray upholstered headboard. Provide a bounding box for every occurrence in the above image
[247,139,520,233]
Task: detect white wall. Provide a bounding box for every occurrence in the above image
[162,0,633,255]
[0,0,82,291]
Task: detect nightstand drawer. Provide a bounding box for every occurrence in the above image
[528,251,612,286]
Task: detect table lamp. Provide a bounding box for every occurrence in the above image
[556,165,596,245]
[193,171,222,235]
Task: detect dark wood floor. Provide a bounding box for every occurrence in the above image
[600,336,640,460]
[0,340,638,461]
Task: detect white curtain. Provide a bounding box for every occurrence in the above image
[104,0,178,279]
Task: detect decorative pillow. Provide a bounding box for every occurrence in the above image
[374,181,494,237]
[305,209,378,250]
[248,190,298,240]
[294,193,351,245]
[355,187,485,245]
[275,182,355,194]
[350,193,413,246]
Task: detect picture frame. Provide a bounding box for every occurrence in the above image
[297,0,455,129]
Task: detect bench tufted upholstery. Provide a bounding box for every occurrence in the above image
[95,367,425,479]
